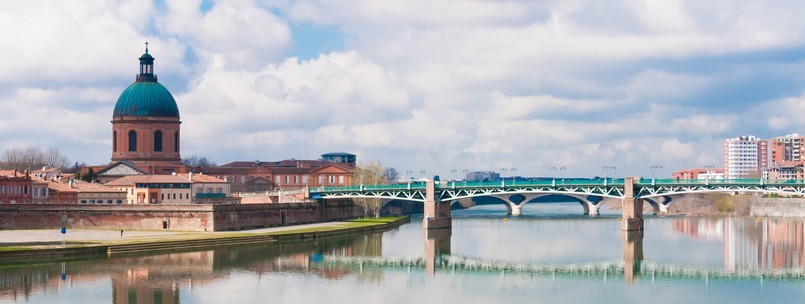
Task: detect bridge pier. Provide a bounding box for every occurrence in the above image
[621,177,644,231]
[424,179,452,229]
[508,204,523,216]
[581,202,600,216]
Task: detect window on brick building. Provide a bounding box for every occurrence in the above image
[113,131,117,152]
[154,130,163,152]
[129,130,137,151]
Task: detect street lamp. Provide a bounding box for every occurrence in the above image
[551,166,567,182]
[650,164,663,180]
[602,165,617,181]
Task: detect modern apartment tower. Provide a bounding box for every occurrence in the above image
[770,133,805,165]
[723,135,768,179]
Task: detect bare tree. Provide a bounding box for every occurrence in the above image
[353,161,393,218]
[0,147,71,172]
[383,167,400,182]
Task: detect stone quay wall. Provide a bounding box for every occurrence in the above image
[0,200,363,232]
[750,198,805,217]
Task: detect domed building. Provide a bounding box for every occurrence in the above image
[107,44,186,175]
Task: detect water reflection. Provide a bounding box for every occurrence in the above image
[0,234,384,303]
[671,217,805,271]
[4,216,805,304]
[424,228,451,276]
[621,230,644,284]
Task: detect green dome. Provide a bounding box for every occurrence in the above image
[113,82,180,118]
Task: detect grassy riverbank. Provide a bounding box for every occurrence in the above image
[0,216,408,260]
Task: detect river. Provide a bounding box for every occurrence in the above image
[2,203,805,303]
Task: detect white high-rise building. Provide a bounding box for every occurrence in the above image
[723,135,768,179]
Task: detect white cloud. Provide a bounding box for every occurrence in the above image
[768,116,789,130]
[2,0,805,177]
[660,138,695,159]
[670,114,737,135]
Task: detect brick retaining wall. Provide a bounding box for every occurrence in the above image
[0,200,363,231]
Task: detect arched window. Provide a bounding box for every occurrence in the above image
[154,131,163,152]
[174,131,179,153]
[113,131,117,152]
[128,130,137,152]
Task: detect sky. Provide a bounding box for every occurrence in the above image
[1,0,805,179]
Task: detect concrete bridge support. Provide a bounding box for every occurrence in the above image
[424,180,451,229]
[566,194,599,216]
[583,202,600,216]
[499,194,543,216]
[621,177,644,231]
[645,196,672,215]
[507,204,523,216]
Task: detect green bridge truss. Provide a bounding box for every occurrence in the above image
[310,178,805,202]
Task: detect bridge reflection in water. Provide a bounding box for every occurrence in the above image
[424,228,645,284]
[7,218,805,303]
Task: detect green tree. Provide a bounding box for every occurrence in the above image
[79,168,98,183]
[181,156,218,168]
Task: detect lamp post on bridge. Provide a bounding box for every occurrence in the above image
[550,166,566,184]
[703,165,715,185]
[510,168,517,184]
[650,164,663,185]
[602,166,617,186]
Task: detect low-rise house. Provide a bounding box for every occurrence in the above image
[767,161,805,180]
[106,175,192,205]
[31,166,62,180]
[0,170,32,204]
[45,178,78,204]
[30,176,50,204]
[175,172,232,199]
[74,180,127,205]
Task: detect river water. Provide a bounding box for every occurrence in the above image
[3,203,805,303]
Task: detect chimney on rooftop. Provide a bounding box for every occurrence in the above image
[189,172,193,182]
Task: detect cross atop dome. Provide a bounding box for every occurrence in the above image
[137,43,156,82]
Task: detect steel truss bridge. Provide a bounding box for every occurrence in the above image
[311,178,805,204]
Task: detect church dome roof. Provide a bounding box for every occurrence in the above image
[112,44,179,118]
[113,82,179,118]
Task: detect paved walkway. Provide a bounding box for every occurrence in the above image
[0,222,353,245]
